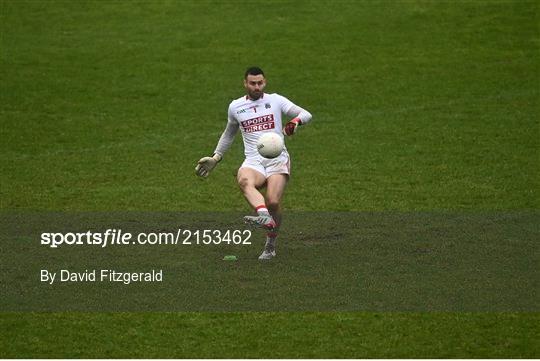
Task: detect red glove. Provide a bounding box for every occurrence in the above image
[283,118,302,136]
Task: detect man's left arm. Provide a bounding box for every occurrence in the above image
[278,94,312,136]
[283,104,312,136]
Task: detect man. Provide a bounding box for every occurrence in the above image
[195,67,312,260]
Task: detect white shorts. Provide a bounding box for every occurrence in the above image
[240,152,291,178]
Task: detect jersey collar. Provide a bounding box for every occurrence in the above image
[246,93,264,101]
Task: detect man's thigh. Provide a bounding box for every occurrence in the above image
[237,166,267,189]
[265,173,289,203]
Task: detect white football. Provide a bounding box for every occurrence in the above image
[257,132,284,159]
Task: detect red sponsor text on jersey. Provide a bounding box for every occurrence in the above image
[241,114,275,133]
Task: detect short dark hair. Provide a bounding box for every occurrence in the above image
[245,66,265,79]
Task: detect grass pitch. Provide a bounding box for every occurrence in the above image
[1,0,539,358]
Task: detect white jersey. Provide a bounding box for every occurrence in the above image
[214,92,312,160]
[229,93,293,158]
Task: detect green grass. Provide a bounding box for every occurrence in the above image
[1,313,538,358]
[1,0,539,358]
[2,0,537,211]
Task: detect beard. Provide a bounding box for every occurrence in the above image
[248,90,262,100]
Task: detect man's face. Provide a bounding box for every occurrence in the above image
[244,74,266,100]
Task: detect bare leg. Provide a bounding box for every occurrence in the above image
[237,167,267,209]
[259,173,288,255]
[265,173,289,229]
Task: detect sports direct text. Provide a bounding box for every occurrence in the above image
[40,229,252,248]
[241,114,275,133]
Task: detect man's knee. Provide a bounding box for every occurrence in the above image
[266,198,280,211]
[237,176,250,189]
[238,175,260,191]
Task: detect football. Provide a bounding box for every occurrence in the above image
[257,132,284,159]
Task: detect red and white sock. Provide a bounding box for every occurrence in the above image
[256,205,270,215]
[266,231,278,242]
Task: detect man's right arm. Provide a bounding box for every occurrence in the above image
[213,119,239,158]
[195,106,239,178]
